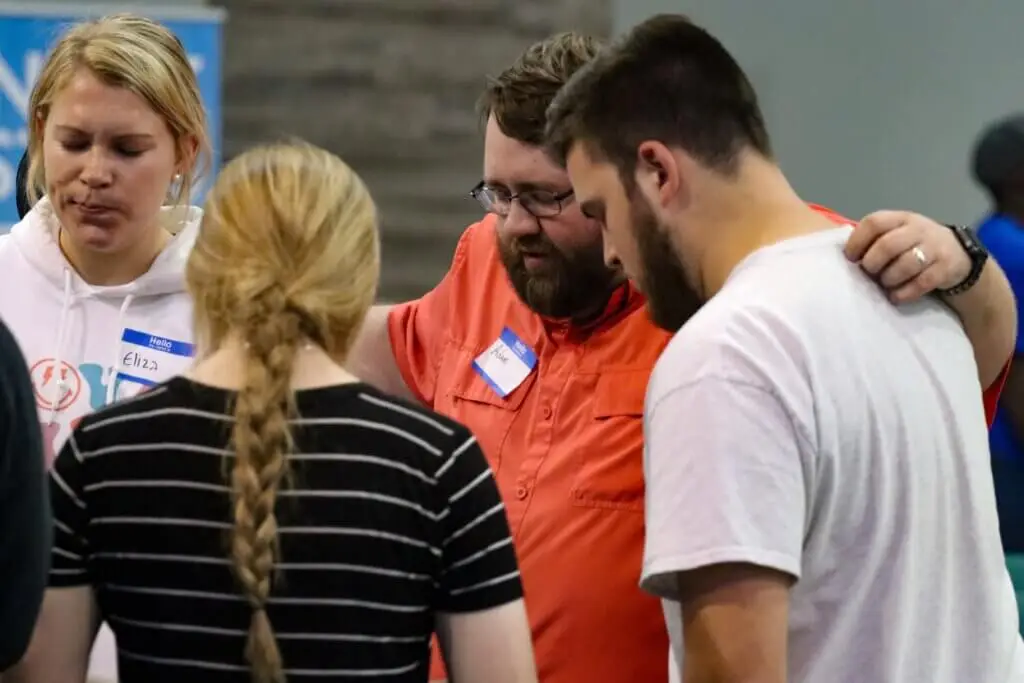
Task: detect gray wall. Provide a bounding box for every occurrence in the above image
[614,1,1024,224]
[219,0,611,301]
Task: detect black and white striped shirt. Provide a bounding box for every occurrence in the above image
[49,377,522,682]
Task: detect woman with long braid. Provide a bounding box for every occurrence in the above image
[8,142,536,683]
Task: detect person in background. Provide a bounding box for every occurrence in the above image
[546,14,1021,683]
[0,13,210,682]
[0,318,49,673]
[345,32,1015,683]
[973,114,1024,553]
[7,141,536,683]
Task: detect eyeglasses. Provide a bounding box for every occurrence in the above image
[469,182,575,218]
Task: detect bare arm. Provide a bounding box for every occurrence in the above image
[436,601,537,683]
[641,370,804,683]
[346,304,414,400]
[4,587,98,683]
[941,259,1017,389]
[677,565,790,683]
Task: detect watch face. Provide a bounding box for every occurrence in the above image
[968,230,987,255]
[938,224,988,295]
[956,225,984,253]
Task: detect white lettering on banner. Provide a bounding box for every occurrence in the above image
[0,50,205,123]
[0,157,12,202]
[0,128,27,147]
[0,49,44,119]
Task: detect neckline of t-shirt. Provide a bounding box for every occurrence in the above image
[725,224,854,286]
[166,374,376,403]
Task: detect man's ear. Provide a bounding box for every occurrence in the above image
[636,140,682,209]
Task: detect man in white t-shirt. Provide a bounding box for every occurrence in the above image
[545,13,1024,683]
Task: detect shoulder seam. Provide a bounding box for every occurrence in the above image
[647,374,815,454]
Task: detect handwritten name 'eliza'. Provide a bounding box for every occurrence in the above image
[122,351,158,372]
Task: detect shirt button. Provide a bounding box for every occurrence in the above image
[541,404,552,419]
[515,485,529,500]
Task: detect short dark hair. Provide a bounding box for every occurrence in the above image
[479,32,606,146]
[545,14,771,185]
[971,114,1024,209]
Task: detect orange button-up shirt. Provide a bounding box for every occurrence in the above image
[387,209,1005,683]
[390,215,667,683]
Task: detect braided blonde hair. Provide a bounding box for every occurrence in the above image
[186,142,380,683]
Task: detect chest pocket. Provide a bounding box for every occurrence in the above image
[571,371,648,512]
[441,348,534,470]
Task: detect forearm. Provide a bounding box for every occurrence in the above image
[943,259,1017,388]
[4,588,98,683]
[346,304,414,400]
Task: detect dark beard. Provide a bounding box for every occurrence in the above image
[497,227,622,320]
[631,194,705,332]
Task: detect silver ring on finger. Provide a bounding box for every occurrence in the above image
[912,246,928,267]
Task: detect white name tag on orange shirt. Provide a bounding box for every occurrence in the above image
[473,327,537,398]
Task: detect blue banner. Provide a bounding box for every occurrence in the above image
[0,4,224,232]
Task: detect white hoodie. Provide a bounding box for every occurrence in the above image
[0,197,202,460]
[0,197,201,681]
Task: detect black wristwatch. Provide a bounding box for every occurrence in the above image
[938,224,988,296]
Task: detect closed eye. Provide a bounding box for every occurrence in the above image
[579,200,605,223]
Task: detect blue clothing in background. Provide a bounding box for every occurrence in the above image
[978,213,1024,463]
[978,213,1024,552]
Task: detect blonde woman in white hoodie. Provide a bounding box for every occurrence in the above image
[0,13,209,682]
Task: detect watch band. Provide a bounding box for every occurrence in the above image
[937,224,988,297]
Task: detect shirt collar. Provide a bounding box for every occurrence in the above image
[541,280,646,342]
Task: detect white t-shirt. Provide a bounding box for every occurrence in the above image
[641,228,1024,683]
